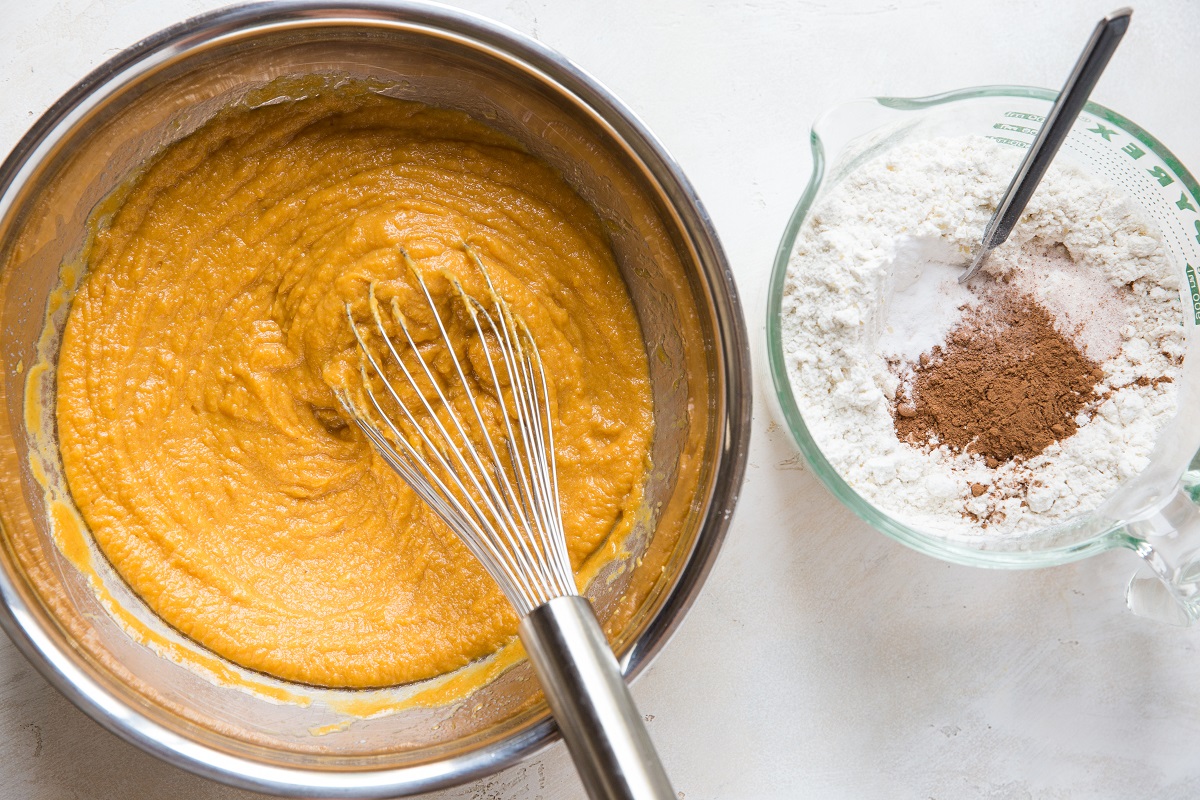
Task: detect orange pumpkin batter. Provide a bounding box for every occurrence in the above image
[55,85,653,688]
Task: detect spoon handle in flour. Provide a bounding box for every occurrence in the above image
[962,7,1132,282]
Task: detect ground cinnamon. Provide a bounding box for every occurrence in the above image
[893,291,1104,464]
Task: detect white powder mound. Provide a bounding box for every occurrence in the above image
[874,236,973,364]
[780,135,1185,538]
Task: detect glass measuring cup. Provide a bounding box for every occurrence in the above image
[766,85,1200,624]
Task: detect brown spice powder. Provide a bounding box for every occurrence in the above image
[893,291,1104,464]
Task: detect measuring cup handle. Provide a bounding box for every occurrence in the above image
[1122,481,1200,625]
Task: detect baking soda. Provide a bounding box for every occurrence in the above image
[875,236,973,365]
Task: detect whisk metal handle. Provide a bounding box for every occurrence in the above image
[519,595,675,800]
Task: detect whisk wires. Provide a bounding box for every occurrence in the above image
[338,246,577,616]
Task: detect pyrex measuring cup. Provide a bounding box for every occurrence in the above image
[766,85,1200,624]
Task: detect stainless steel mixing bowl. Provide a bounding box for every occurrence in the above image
[0,3,750,795]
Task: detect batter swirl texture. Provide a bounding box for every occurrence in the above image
[56,87,652,688]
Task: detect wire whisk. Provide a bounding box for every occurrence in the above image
[339,246,674,800]
[341,250,574,616]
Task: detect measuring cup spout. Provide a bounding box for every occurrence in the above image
[1122,483,1200,625]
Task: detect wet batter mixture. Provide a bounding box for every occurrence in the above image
[55,85,653,688]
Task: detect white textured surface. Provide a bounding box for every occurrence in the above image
[3,1,1200,798]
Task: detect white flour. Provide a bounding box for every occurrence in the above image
[780,135,1185,538]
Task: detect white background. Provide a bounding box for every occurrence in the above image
[3,0,1200,798]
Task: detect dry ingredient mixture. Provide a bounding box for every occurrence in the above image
[781,135,1185,537]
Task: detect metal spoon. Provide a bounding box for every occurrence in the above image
[961,7,1132,283]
